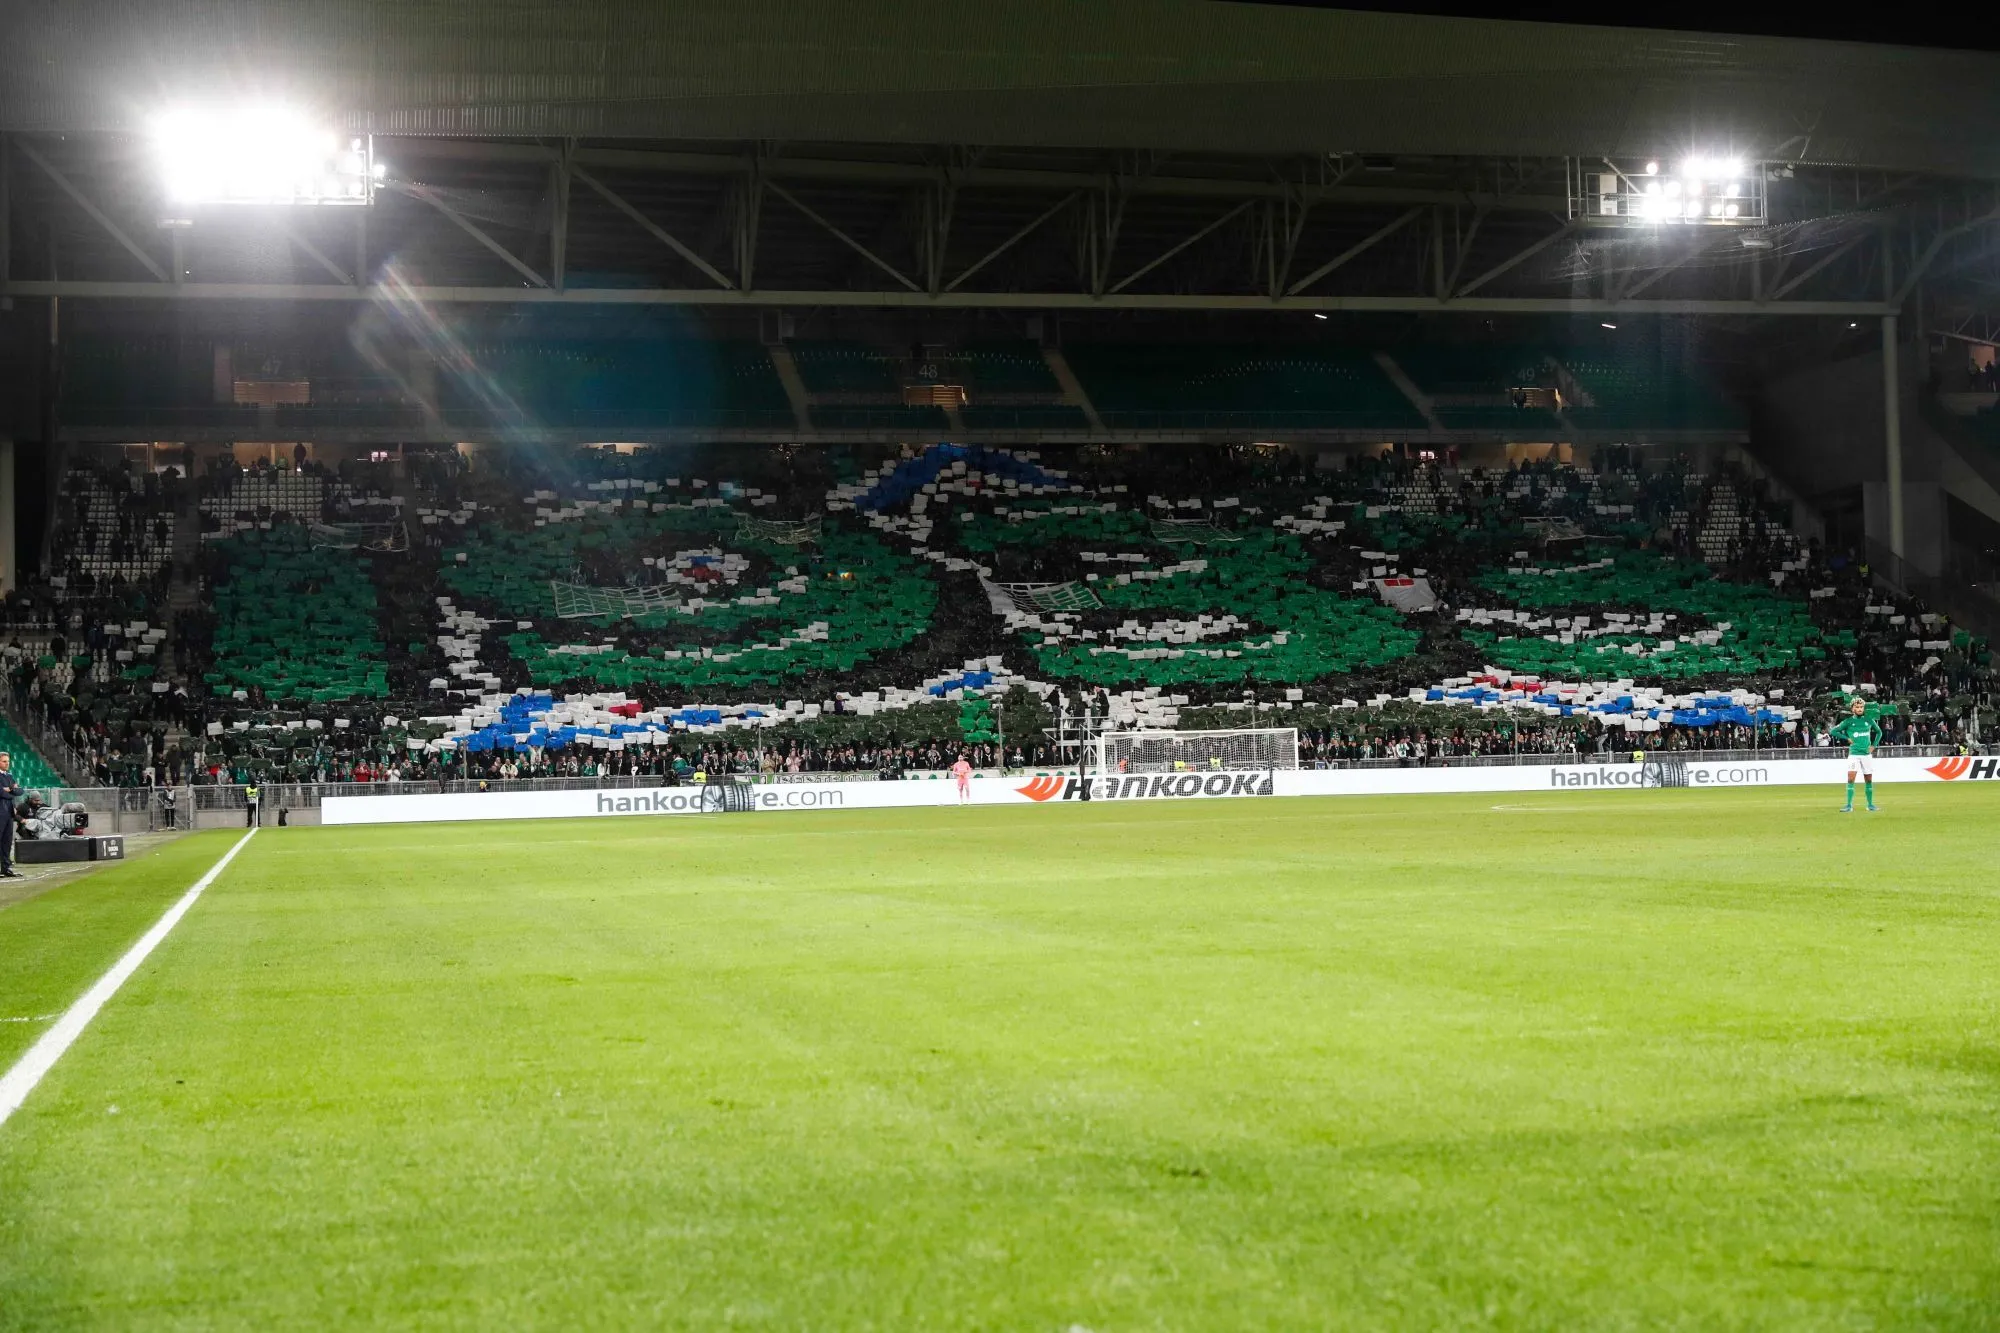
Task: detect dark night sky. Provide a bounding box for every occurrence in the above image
[1227,2,1997,54]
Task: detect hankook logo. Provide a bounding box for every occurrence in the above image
[1015,772,1274,802]
[1016,776,1067,802]
[1927,756,1998,781]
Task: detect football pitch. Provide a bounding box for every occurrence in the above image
[2,787,1997,1329]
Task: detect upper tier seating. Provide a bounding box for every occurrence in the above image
[1067,344,1427,430]
[53,333,1755,438]
[788,341,904,395]
[813,405,952,432]
[948,342,1061,395]
[1391,344,1563,432]
[960,405,1091,431]
[1561,343,1743,431]
[434,340,793,427]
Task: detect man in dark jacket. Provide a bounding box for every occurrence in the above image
[0,753,24,877]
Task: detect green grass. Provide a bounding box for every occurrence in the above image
[2,788,1999,1329]
[0,834,243,1069]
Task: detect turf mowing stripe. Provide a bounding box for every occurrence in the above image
[0,829,258,1128]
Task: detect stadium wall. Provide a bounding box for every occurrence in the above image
[320,757,1981,825]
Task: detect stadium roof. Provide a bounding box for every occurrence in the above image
[5,0,2000,177]
[3,2,1998,333]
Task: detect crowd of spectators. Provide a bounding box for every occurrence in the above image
[0,443,1988,790]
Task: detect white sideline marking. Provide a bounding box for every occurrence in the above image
[0,829,258,1128]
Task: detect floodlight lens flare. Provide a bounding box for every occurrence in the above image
[148,106,375,207]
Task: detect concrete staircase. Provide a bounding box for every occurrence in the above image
[1372,352,1447,435]
[155,482,205,745]
[1040,347,1105,433]
[766,343,816,432]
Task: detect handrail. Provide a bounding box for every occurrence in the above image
[29,743,1972,812]
[0,692,94,788]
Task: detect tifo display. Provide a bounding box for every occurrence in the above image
[0,439,1988,796]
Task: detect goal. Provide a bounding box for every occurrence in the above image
[1091,727,1299,775]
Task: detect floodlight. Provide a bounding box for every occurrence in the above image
[1571,155,1765,227]
[149,106,377,207]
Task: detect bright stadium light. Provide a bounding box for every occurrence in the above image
[149,106,379,207]
[1573,154,1766,228]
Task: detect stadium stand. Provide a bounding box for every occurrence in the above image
[787,341,905,396]
[1065,344,1428,431]
[813,405,952,432]
[959,404,1093,432]
[432,340,794,428]
[949,342,1062,395]
[2,430,1985,790]
[1389,343,1564,432]
[1560,341,1744,432]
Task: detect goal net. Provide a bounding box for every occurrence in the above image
[550,581,708,620]
[735,514,822,546]
[980,578,1102,616]
[1151,517,1242,544]
[1091,727,1299,775]
[311,520,409,553]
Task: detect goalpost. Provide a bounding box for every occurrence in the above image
[1090,727,1299,775]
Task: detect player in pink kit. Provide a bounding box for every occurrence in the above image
[950,755,973,804]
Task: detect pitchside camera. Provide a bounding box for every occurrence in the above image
[150,106,384,209]
[1568,157,1768,227]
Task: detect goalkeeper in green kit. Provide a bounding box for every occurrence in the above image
[1831,696,1882,813]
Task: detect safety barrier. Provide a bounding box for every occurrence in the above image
[20,743,1976,833]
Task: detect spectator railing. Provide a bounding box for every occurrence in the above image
[0,694,95,788]
[11,742,1975,834]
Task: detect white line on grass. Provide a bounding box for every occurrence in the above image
[0,828,259,1128]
